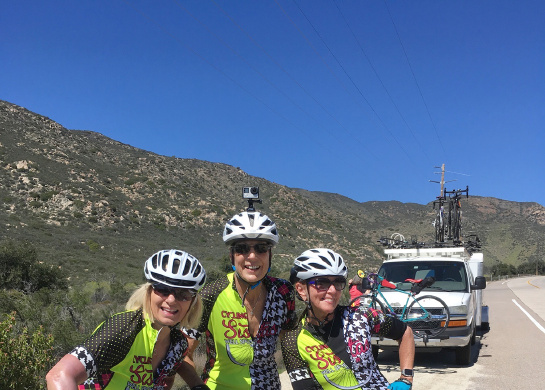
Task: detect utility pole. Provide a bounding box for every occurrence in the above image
[430,163,451,197]
[439,163,445,197]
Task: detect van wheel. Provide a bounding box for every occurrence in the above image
[372,345,379,360]
[455,342,471,365]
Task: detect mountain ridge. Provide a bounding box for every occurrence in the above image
[1,99,543,283]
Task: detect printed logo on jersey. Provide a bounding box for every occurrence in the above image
[221,310,254,365]
[347,336,370,364]
[305,343,360,389]
[128,355,153,388]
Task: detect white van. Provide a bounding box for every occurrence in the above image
[371,246,488,365]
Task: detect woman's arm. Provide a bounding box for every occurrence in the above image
[177,337,207,388]
[46,354,88,390]
[397,326,415,384]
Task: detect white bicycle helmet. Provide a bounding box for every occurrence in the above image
[144,249,206,291]
[223,211,279,245]
[292,248,348,281]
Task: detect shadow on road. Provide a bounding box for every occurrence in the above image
[377,332,488,374]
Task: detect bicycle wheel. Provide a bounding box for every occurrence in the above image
[371,297,393,316]
[352,295,391,315]
[403,295,450,338]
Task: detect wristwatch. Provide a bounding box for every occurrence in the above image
[401,368,414,377]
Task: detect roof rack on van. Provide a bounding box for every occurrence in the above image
[377,232,482,254]
[383,246,470,260]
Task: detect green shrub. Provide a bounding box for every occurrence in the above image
[0,312,54,390]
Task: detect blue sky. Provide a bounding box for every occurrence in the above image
[2,1,544,206]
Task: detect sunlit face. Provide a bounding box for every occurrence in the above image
[296,276,345,322]
[231,240,272,283]
[149,285,194,329]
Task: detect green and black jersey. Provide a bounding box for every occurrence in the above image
[184,273,297,390]
[71,309,188,390]
[281,305,406,390]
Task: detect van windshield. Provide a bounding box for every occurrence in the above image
[378,261,468,292]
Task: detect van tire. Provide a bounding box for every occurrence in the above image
[455,342,471,365]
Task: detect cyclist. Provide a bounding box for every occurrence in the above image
[282,248,415,390]
[181,211,298,389]
[348,270,371,307]
[46,249,209,390]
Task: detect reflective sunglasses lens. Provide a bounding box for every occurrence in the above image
[311,278,346,291]
[233,244,250,254]
[174,290,196,301]
[153,285,172,296]
[153,284,195,301]
[233,243,270,254]
[333,279,347,291]
[254,244,270,254]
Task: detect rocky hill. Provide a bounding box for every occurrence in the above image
[1,100,544,284]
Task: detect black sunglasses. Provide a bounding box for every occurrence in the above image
[232,243,272,255]
[152,284,196,302]
[308,277,347,292]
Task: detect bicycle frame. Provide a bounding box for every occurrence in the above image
[368,275,433,323]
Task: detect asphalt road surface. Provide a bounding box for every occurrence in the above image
[279,275,545,389]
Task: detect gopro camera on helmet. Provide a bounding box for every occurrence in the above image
[242,186,262,211]
[242,186,260,199]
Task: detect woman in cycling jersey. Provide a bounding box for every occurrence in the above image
[46,249,210,390]
[181,211,298,390]
[281,248,415,390]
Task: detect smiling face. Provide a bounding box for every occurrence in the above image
[296,276,344,323]
[149,285,194,329]
[231,239,271,284]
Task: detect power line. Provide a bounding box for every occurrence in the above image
[122,0,322,147]
[334,0,432,165]
[278,0,415,164]
[383,0,447,155]
[210,0,379,159]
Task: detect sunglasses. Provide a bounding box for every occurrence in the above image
[308,277,347,292]
[152,284,196,302]
[232,243,272,255]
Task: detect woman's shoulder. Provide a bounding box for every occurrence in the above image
[265,275,295,299]
[199,275,230,300]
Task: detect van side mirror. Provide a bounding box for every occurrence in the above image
[471,276,486,290]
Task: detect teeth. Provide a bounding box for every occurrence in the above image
[247,265,260,270]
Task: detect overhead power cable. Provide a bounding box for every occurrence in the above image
[286,0,415,165]
[333,0,431,165]
[122,0,321,147]
[210,0,378,159]
[171,0,359,151]
[383,0,447,155]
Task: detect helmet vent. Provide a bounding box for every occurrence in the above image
[172,258,180,274]
[182,258,191,275]
[318,255,333,267]
[161,254,169,271]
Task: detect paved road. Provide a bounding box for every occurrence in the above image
[279,275,545,389]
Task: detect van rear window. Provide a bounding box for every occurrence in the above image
[378,261,468,292]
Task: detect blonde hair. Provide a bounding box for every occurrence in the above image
[126,283,203,328]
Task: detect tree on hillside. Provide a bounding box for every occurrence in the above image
[0,240,68,293]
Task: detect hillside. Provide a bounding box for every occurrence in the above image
[1,100,544,284]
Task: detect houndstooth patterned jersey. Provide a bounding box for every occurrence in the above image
[184,273,297,390]
[281,305,406,390]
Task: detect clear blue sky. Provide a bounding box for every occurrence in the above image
[2,1,544,206]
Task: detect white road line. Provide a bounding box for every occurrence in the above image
[512,299,545,335]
